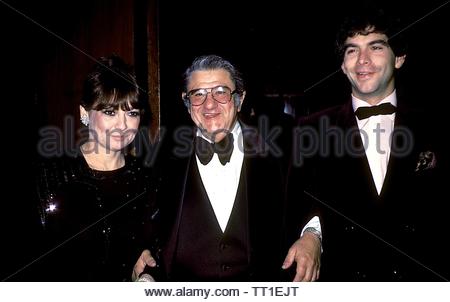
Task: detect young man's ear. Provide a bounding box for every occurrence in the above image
[341,62,348,75]
[395,54,406,69]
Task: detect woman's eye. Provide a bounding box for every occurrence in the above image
[102,110,115,116]
[128,111,140,117]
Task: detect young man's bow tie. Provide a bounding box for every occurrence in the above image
[355,103,396,120]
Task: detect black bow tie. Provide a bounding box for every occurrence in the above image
[195,133,234,165]
[355,103,396,120]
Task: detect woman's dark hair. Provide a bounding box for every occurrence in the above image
[81,55,141,111]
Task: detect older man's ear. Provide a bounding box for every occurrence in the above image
[235,91,246,111]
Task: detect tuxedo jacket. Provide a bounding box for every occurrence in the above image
[153,122,289,281]
[288,98,448,281]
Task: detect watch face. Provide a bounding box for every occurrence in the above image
[304,227,322,241]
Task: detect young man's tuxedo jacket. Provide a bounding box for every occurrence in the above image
[288,97,448,281]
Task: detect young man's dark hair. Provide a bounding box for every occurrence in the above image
[336,8,408,60]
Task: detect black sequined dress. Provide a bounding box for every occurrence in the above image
[34,153,157,281]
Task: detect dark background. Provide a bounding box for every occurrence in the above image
[158,0,450,126]
[2,0,449,130]
[1,0,449,280]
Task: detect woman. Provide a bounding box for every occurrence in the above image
[35,55,157,281]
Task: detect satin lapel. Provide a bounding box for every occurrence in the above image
[240,123,265,266]
[337,101,379,198]
[161,131,195,276]
[380,102,411,199]
[241,122,265,209]
[241,122,286,271]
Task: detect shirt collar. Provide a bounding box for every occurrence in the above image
[196,120,241,144]
[352,90,397,112]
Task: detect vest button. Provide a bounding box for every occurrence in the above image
[220,243,227,250]
[221,264,230,271]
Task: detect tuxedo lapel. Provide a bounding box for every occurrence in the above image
[240,123,261,267]
[160,132,195,276]
[241,123,285,278]
[241,122,269,220]
[337,101,380,199]
[161,122,285,280]
[380,101,416,199]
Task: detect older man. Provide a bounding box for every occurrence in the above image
[134,55,321,281]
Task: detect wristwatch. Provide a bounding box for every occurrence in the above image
[303,227,322,243]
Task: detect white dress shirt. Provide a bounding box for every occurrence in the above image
[352,90,397,194]
[196,121,322,239]
[196,122,244,232]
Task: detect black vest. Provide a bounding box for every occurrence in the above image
[171,158,250,281]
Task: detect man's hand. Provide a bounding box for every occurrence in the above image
[131,249,157,281]
[282,232,321,281]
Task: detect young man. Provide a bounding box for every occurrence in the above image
[289,9,447,281]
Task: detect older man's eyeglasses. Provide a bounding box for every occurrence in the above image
[186,85,237,106]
